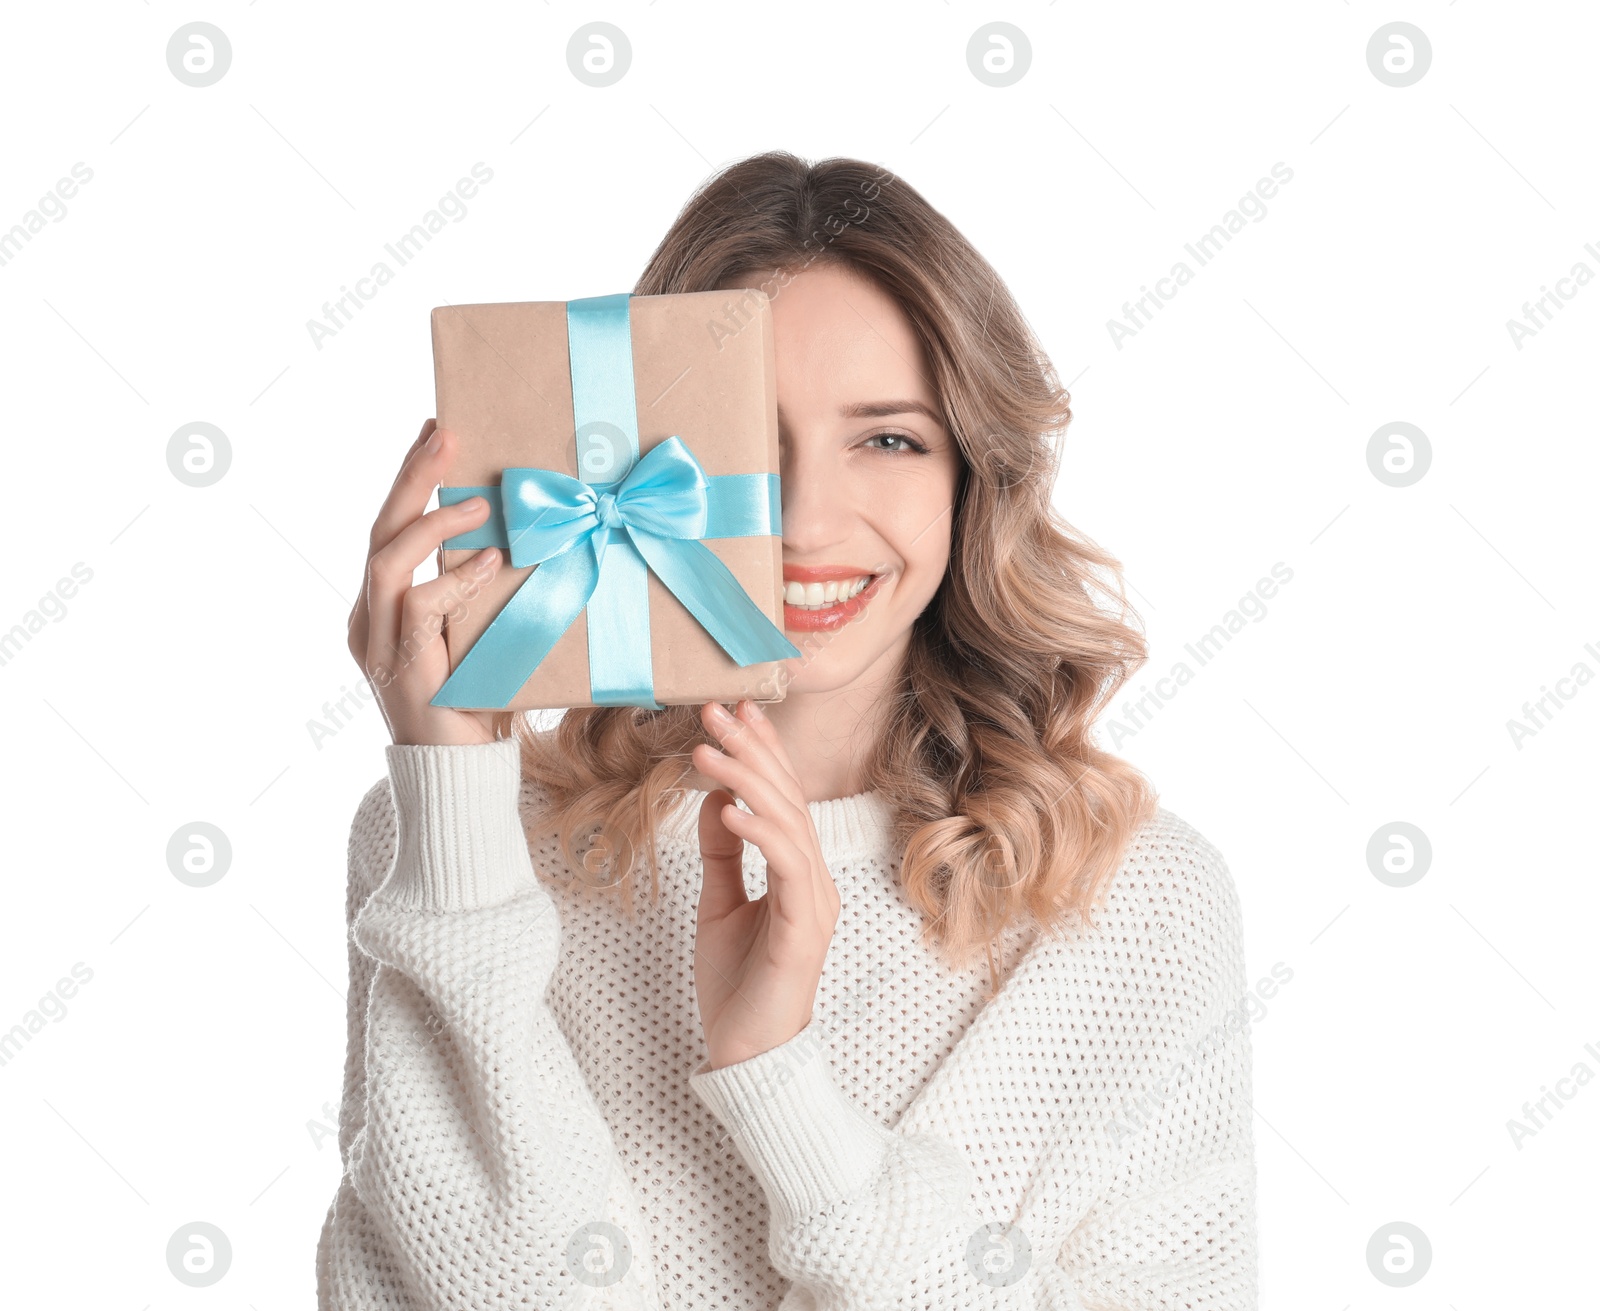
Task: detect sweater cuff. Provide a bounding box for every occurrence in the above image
[688,1021,894,1230]
[374,740,533,912]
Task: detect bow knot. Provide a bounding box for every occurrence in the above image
[500,433,711,570]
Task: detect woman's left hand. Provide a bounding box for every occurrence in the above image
[693,698,840,1071]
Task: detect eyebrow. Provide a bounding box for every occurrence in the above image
[776,399,943,424]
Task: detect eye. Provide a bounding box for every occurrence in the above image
[863,430,930,455]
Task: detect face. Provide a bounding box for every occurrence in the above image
[722,262,963,696]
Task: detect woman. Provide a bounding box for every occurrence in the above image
[319,151,1257,1308]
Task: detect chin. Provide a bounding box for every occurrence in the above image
[774,629,906,699]
[769,648,858,697]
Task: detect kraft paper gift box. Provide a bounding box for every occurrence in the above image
[427,290,801,712]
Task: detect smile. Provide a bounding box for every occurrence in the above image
[783,575,874,609]
[780,570,885,632]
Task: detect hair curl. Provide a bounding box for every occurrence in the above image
[492,150,1159,992]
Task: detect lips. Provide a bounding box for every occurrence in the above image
[780,570,885,633]
[781,564,877,583]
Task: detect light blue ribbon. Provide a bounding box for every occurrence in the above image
[430,292,800,709]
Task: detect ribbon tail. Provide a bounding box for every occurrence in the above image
[630,533,802,667]
[430,549,601,708]
[586,533,662,709]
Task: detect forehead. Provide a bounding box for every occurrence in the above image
[761,264,938,416]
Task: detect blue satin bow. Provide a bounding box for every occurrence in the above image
[501,434,711,571]
[430,293,800,709]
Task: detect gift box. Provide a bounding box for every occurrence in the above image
[427,291,800,711]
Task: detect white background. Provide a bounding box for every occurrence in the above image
[0,1,1594,1305]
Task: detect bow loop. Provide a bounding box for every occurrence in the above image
[499,434,711,569]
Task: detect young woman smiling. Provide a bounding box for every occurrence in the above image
[320,152,1256,1309]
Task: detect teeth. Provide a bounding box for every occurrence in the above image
[784,575,873,609]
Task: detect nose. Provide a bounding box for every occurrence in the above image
[778,431,857,556]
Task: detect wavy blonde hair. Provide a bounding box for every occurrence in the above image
[491,150,1159,990]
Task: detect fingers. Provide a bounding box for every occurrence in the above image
[699,701,804,806]
[696,789,751,923]
[368,545,498,710]
[395,549,502,747]
[397,547,500,649]
[368,422,458,559]
[347,595,368,665]
[693,738,798,826]
[714,802,813,927]
[734,699,803,785]
[349,419,445,663]
[365,497,492,671]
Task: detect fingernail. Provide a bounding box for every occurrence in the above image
[425,428,443,454]
[708,702,735,727]
[748,700,766,721]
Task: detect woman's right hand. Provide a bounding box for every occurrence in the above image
[347,418,504,746]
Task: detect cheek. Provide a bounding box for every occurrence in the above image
[890,470,959,578]
[883,511,953,611]
[909,526,952,579]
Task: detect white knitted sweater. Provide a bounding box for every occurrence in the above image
[315,737,1257,1308]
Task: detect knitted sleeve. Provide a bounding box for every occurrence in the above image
[314,773,413,1307]
[685,828,1257,1309]
[1051,835,1258,1307]
[315,739,660,1310]
[690,1020,1083,1309]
